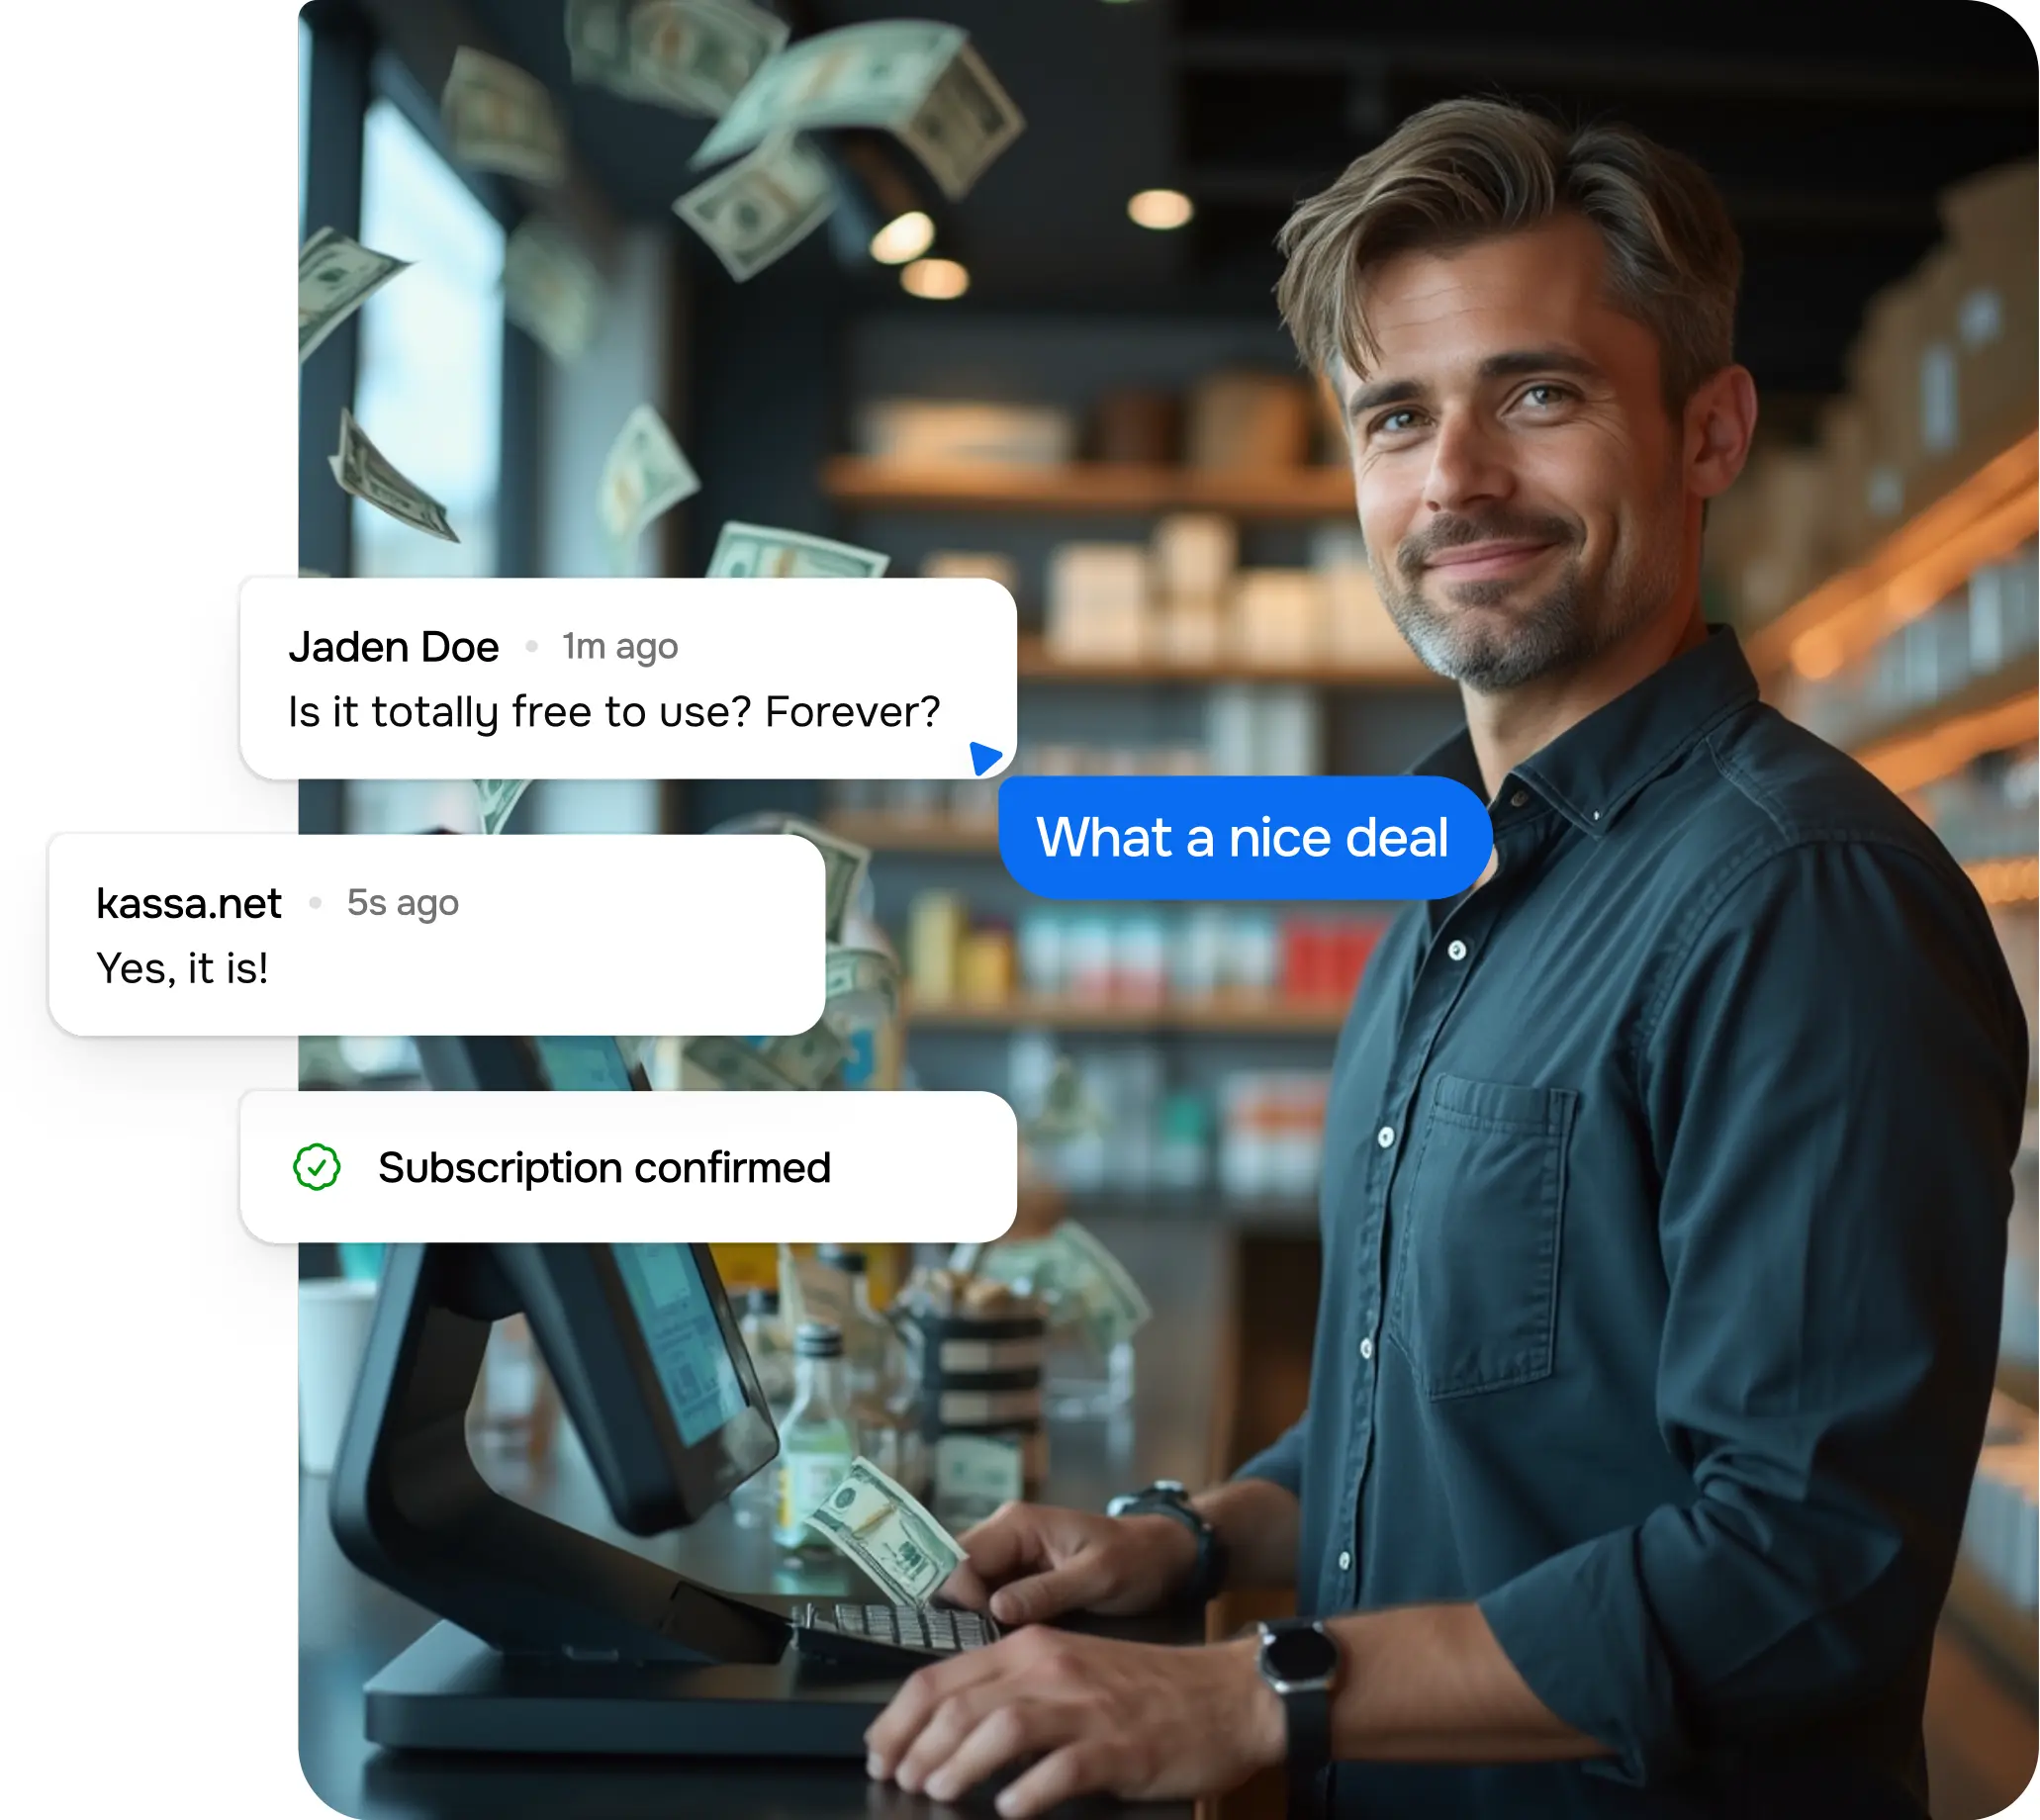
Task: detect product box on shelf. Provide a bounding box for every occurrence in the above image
[1046,542,1151,662]
[856,399,1077,467]
[1938,159,2039,465]
[1846,273,1933,530]
[1186,371,1315,470]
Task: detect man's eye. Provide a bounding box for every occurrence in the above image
[1522,384,1571,410]
[1375,410,1419,435]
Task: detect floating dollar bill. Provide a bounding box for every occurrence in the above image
[627,0,789,114]
[565,0,635,90]
[705,521,888,580]
[1026,1056,1106,1142]
[694,21,1022,202]
[706,810,868,939]
[599,403,700,563]
[803,1456,966,1606]
[300,227,411,365]
[780,1241,853,1331]
[825,945,900,1024]
[935,1434,1024,1528]
[299,568,328,579]
[675,133,836,281]
[329,410,458,543]
[681,1034,800,1091]
[760,1017,853,1089]
[504,219,603,364]
[473,778,532,835]
[980,1220,1151,1357]
[442,46,567,186]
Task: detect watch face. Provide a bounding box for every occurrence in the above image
[1262,1623,1340,1687]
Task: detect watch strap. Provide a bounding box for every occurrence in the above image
[1113,1487,1226,1605]
[1283,1686,1332,1818]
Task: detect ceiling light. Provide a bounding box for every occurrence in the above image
[870,209,936,265]
[901,256,970,300]
[1128,188,1194,230]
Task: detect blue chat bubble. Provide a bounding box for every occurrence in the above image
[997,774,1491,901]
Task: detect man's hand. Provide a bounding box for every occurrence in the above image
[937,1502,1197,1625]
[865,1629,1284,1816]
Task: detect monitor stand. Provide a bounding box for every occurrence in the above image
[330,1245,900,1757]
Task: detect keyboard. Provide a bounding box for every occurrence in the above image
[792,1599,1003,1673]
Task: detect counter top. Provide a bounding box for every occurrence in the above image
[300,1223,1233,1820]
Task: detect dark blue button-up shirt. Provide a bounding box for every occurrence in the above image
[1235,625,2029,1817]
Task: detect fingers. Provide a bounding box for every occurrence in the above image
[936,1560,993,1613]
[894,1684,1029,1798]
[864,1640,1012,1775]
[992,1741,1116,1818]
[955,1502,1041,1586]
[989,1558,1104,1626]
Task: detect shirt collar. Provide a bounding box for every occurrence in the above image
[1408,623,1760,838]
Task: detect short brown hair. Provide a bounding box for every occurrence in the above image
[1276,97,1741,414]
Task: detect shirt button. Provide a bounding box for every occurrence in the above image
[1376,1126,1395,1148]
[1447,939,1467,961]
[1511,788,1529,808]
[1359,1336,1374,1361]
[1338,1550,1352,1572]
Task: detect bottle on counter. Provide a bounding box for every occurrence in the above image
[774,1322,857,1555]
[733,1288,795,1529]
[819,1243,926,1498]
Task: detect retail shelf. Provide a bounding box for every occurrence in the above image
[823,455,1357,518]
[1745,423,2039,685]
[1052,1192,1322,1233]
[1965,853,2040,906]
[905,992,1350,1035]
[1943,1555,2038,1701]
[1848,664,2039,793]
[823,813,1000,853]
[1016,632,1441,688]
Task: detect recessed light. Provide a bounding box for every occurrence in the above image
[1128,188,1194,230]
[901,256,970,300]
[869,210,936,265]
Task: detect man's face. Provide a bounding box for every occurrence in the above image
[1339,216,1689,693]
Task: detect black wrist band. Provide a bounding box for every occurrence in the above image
[1112,1488,1228,1605]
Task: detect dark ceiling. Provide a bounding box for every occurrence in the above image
[460,0,2037,402]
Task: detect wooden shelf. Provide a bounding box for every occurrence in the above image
[823,455,1357,518]
[1016,632,1441,688]
[1746,423,2040,684]
[1849,662,2039,794]
[907,992,1350,1035]
[823,813,999,853]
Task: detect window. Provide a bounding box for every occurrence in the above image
[351,95,504,579]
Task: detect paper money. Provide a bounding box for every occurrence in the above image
[980,1221,1152,1357]
[705,521,888,580]
[599,403,700,561]
[504,219,603,365]
[681,1034,800,1091]
[780,1241,853,1331]
[473,778,532,835]
[760,1017,853,1089]
[299,568,328,579]
[329,410,458,543]
[803,1456,966,1606]
[693,21,1022,202]
[442,46,567,186]
[935,1434,1025,1527]
[675,133,836,281]
[300,228,410,365]
[825,944,900,1024]
[627,0,789,114]
[565,0,636,90]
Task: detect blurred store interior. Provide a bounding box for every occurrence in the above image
[296,4,2039,1813]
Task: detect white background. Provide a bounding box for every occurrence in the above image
[241,575,1019,778]
[6,5,2038,1820]
[49,833,821,1034]
[241,1090,1017,1240]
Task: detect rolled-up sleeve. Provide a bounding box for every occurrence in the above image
[1477,838,2025,1784]
[1234,1415,1307,1496]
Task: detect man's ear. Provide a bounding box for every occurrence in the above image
[1687,365,1758,504]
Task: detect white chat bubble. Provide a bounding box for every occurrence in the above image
[238,576,1018,781]
[239,1089,1017,1242]
[48,833,821,1037]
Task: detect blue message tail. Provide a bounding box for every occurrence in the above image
[970,742,1003,777]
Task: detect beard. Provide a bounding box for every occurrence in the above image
[1374,499,1681,694]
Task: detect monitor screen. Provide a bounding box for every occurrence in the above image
[609,1244,750,1448]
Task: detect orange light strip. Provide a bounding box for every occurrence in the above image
[1744,427,2040,682]
[1967,855,2040,905]
[1857,687,2040,794]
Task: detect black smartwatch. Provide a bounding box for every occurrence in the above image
[1105,1479,1229,1606]
[1258,1616,1341,1818]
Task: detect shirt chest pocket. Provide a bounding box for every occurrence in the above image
[1385,1073,1578,1400]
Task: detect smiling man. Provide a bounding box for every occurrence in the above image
[865,97,2030,1819]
